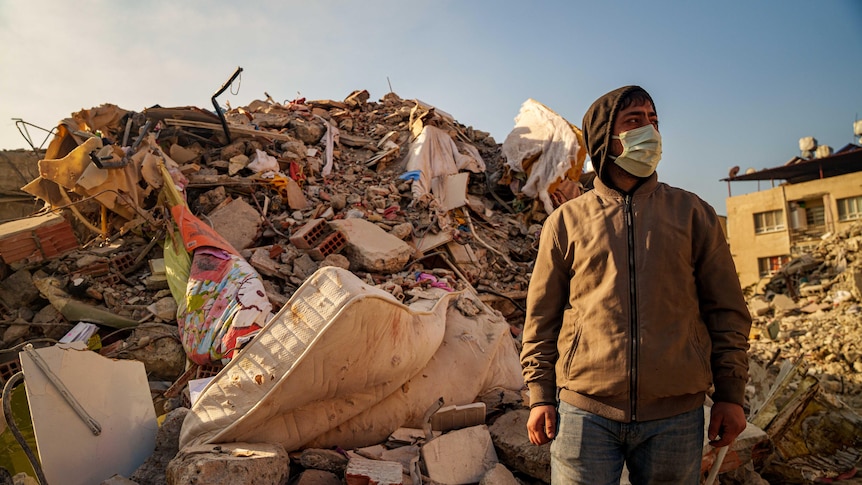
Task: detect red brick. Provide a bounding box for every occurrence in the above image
[307,230,346,261]
[290,218,328,249]
[0,213,79,265]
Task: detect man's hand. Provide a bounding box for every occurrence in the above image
[708,401,746,447]
[527,404,557,445]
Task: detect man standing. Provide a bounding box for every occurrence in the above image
[520,85,751,484]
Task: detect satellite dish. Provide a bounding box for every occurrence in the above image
[745,168,756,175]
[855,120,862,143]
[728,166,740,177]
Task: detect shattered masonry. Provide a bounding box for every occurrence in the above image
[0,86,860,484]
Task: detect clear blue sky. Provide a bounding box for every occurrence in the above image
[1,1,860,214]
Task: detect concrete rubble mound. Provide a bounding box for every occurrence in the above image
[0,80,859,484]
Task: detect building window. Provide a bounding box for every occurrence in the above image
[754,209,785,234]
[758,255,790,277]
[837,196,862,221]
[806,205,825,226]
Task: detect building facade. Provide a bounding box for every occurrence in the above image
[724,144,862,289]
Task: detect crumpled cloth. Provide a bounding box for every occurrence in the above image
[178,247,272,364]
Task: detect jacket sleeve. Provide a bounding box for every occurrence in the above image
[693,204,752,406]
[520,212,571,406]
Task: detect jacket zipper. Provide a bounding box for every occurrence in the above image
[625,194,638,421]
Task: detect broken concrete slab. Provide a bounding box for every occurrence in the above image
[771,293,798,313]
[206,197,262,251]
[329,218,412,273]
[488,408,551,483]
[166,442,289,485]
[748,297,771,317]
[420,425,498,485]
[479,463,520,485]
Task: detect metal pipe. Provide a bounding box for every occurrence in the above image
[211,67,243,143]
[22,344,101,436]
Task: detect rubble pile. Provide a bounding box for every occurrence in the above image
[746,223,862,412]
[0,87,558,485]
[0,90,539,348]
[0,85,860,484]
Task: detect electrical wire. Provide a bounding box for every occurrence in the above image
[2,372,48,485]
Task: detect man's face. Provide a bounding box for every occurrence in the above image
[610,101,659,157]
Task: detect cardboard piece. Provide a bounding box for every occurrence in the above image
[430,172,469,211]
[20,343,157,485]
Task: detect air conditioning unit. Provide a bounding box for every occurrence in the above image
[790,205,807,230]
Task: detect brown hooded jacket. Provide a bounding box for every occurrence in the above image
[520,86,751,422]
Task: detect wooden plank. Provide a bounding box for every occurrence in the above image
[161,119,296,142]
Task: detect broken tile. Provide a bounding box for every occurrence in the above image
[344,457,402,485]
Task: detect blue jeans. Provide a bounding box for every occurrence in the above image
[551,401,704,485]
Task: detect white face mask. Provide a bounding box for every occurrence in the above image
[611,124,662,177]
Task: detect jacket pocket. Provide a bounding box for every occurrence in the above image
[689,321,711,376]
[561,320,583,378]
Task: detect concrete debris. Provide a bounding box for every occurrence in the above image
[344,457,403,485]
[165,442,289,485]
[487,409,551,483]
[420,425,498,484]
[1,84,861,484]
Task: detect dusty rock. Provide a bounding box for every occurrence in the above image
[207,197,262,251]
[2,323,29,346]
[110,323,185,381]
[292,469,341,485]
[196,186,227,213]
[131,407,189,485]
[488,409,551,484]
[0,269,38,309]
[298,449,349,475]
[166,442,289,485]
[147,296,178,321]
[320,253,350,270]
[480,463,519,485]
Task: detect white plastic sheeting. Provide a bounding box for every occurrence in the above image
[405,125,485,204]
[502,99,585,214]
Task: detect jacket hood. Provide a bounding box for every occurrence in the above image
[582,85,655,183]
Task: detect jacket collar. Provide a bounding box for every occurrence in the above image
[593,172,660,199]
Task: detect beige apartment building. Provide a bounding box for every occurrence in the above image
[724,143,862,289]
